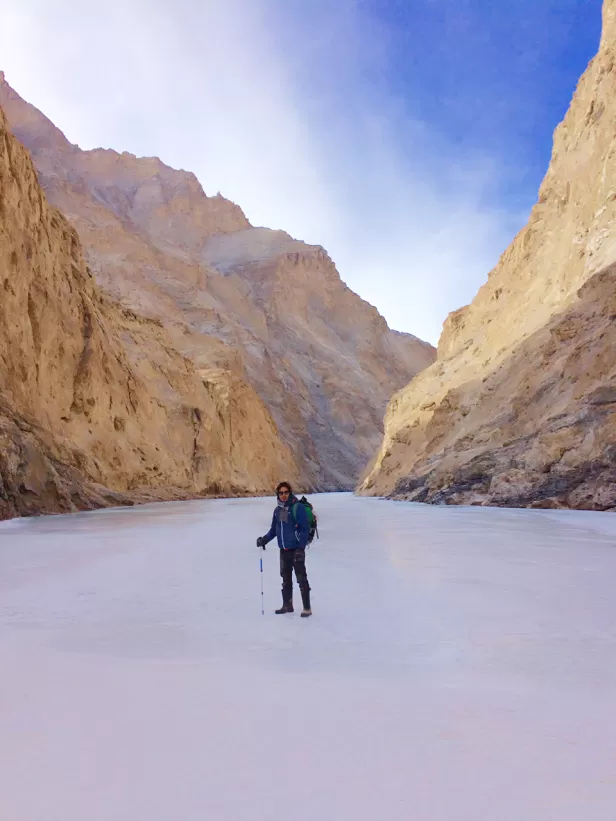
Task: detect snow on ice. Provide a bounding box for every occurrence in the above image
[1,493,616,821]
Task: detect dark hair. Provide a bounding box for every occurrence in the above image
[276,481,293,496]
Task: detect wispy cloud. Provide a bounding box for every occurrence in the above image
[1,0,533,342]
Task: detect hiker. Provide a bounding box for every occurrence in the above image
[257,482,313,617]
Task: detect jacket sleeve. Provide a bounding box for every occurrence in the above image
[262,510,277,545]
[294,502,310,545]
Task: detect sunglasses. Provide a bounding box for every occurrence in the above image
[278,490,290,496]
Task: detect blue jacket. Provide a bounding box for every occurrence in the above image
[263,496,309,549]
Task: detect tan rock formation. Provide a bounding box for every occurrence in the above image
[0,105,298,520]
[360,0,616,510]
[0,74,435,489]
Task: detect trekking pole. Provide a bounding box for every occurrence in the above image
[260,553,265,616]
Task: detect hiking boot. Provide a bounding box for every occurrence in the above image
[300,588,311,617]
[275,601,294,614]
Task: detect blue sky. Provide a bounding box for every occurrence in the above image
[365,0,602,203]
[0,0,604,343]
[268,0,602,210]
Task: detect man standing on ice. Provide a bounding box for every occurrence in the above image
[257,482,312,617]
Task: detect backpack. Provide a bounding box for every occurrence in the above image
[292,496,318,544]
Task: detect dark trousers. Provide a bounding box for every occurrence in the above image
[280,548,310,606]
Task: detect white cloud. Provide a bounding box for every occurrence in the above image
[0,0,525,343]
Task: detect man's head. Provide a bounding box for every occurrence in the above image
[276,481,293,502]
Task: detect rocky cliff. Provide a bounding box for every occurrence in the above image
[360,0,616,510]
[0,73,435,490]
[0,105,298,519]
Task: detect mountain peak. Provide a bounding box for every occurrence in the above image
[0,73,251,251]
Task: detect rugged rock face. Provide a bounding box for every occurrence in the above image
[200,227,435,487]
[0,106,298,520]
[0,73,435,489]
[360,0,616,510]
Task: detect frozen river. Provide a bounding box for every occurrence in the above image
[1,493,616,821]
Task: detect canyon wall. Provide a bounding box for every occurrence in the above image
[0,106,298,519]
[361,0,616,510]
[0,74,435,490]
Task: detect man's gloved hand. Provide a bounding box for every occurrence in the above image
[256,536,266,549]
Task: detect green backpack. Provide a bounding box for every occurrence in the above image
[292,496,318,544]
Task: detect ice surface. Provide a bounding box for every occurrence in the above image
[1,494,616,821]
